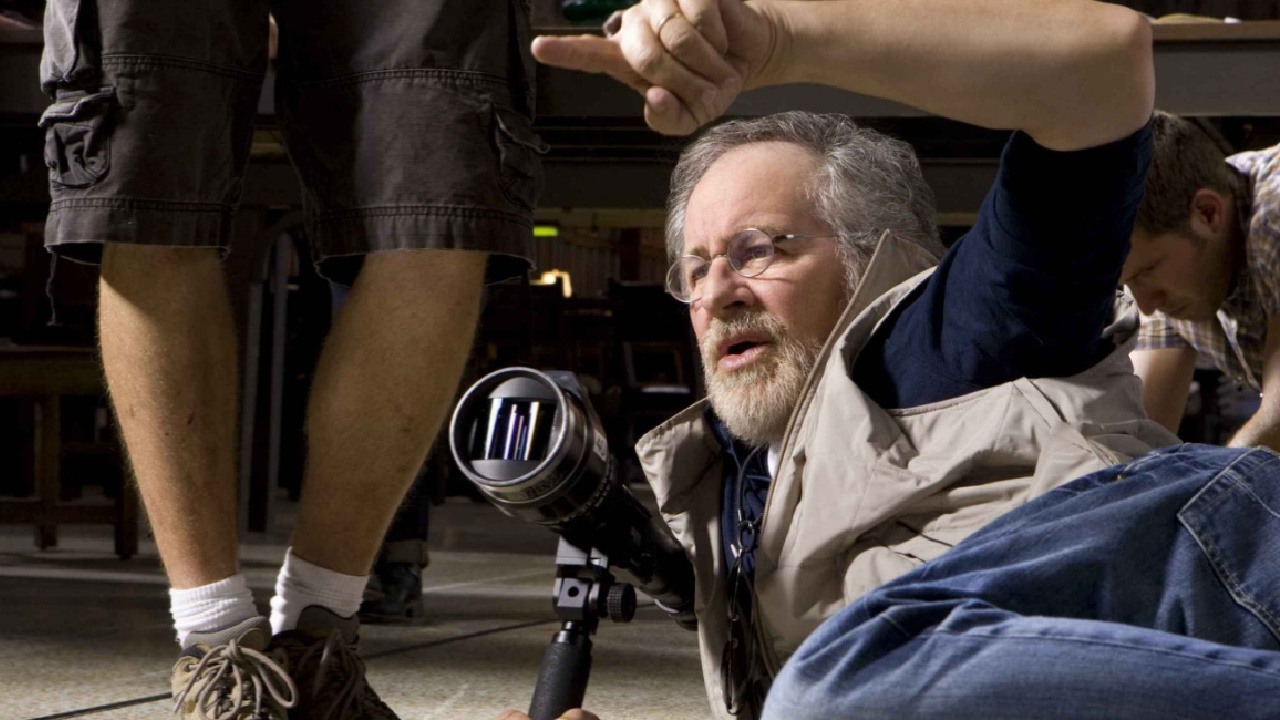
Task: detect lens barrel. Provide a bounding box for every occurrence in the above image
[450,368,695,619]
[450,368,613,526]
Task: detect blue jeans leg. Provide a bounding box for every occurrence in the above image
[762,445,1280,720]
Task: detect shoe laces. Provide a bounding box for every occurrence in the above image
[174,638,296,720]
[292,630,367,720]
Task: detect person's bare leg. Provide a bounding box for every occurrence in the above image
[99,245,239,589]
[291,249,486,575]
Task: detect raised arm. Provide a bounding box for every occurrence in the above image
[534,0,1154,148]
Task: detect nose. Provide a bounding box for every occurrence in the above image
[697,257,754,316]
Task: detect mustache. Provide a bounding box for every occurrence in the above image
[700,312,787,363]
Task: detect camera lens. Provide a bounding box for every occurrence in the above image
[450,368,612,526]
[450,367,696,623]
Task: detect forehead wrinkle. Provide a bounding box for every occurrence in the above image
[682,143,820,257]
[683,185,814,256]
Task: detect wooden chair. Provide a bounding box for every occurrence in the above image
[0,346,138,559]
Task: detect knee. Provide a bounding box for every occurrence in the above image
[760,604,918,720]
[101,244,222,283]
[763,649,909,720]
[359,248,487,287]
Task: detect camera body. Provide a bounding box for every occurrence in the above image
[449,367,696,626]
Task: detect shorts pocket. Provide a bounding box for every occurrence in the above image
[492,106,548,211]
[40,87,116,189]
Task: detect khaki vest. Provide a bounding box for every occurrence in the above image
[635,232,1179,718]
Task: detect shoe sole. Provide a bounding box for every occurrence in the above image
[359,601,427,625]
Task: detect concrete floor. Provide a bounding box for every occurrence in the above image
[0,493,709,720]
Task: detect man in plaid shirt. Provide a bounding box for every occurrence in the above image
[1125,112,1280,448]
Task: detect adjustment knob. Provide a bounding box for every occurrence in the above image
[605,583,637,623]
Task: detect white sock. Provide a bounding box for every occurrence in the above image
[169,575,259,647]
[269,548,368,634]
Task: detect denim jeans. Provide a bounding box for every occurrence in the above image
[763,445,1280,720]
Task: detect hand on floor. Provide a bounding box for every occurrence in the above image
[496,710,600,720]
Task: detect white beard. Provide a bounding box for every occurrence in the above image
[700,312,822,448]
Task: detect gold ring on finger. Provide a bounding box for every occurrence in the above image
[655,10,683,36]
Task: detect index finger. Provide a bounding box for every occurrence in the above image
[531,35,651,94]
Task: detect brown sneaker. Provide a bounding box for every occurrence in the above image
[269,606,399,720]
[171,616,296,720]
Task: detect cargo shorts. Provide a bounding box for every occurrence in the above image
[38,0,544,284]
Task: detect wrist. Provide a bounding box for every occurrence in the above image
[745,0,790,91]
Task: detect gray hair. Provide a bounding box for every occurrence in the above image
[665,112,943,289]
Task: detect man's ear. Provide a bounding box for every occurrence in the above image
[1187,188,1230,240]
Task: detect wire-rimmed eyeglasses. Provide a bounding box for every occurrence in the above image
[665,228,835,304]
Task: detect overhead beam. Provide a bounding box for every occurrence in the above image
[4,23,1280,119]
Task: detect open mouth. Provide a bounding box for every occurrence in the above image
[717,337,772,371]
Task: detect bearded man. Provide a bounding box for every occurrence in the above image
[496,0,1280,718]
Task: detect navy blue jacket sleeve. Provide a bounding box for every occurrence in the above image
[852,122,1153,409]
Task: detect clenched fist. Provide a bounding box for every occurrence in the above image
[532,0,776,135]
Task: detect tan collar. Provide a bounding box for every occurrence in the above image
[637,231,941,502]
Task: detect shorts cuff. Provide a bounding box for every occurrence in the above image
[45,198,232,264]
[310,205,534,285]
